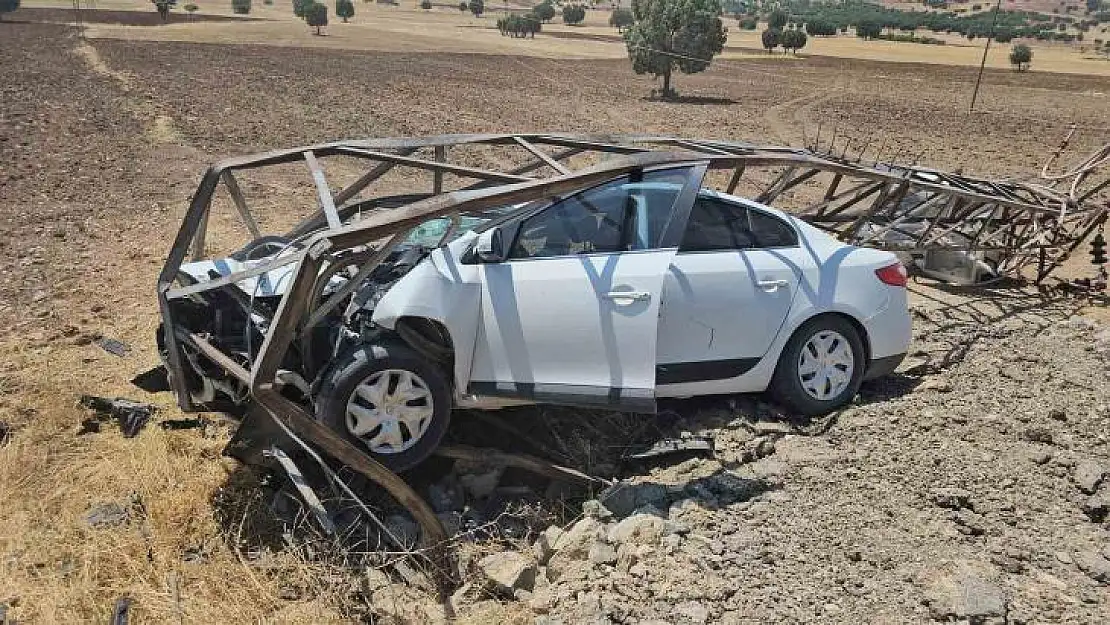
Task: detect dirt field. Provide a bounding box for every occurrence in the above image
[1,15,1109,624]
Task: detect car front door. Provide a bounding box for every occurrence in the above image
[467,166,704,412]
[655,193,802,390]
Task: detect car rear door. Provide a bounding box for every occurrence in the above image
[467,165,704,412]
[655,194,802,389]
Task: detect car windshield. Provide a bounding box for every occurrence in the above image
[403,206,518,247]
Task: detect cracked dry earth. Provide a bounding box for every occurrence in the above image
[2,20,1110,624]
[443,292,1110,625]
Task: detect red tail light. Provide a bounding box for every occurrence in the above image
[875,262,908,287]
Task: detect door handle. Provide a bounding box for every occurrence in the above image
[603,291,651,304]
[757,279,790,291]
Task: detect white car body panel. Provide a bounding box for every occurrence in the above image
[372,233,484,393]
[468,248,675,403]
[373,188,912,409]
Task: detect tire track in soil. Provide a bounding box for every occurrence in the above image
[73,39,189,148]
[761,86,844,146]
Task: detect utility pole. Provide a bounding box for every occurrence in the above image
[968,0,1003,114]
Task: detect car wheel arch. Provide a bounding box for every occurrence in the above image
[394,316,455,380]
[778,310,871,369]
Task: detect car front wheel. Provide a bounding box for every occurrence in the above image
[315,343,452,472]
[769,315,865,416]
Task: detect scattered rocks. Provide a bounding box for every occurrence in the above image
[427,476,465,513]
[919,376,952,393]
[532,525,565,564]
[1021,427,1054,445]
[581,499,613,520]
[672,600,709,624]
[607,513,666,546]
[587,541,617,565]
[950,509,986,536]
[477,551,537,594]
[1074,551,1110,584]
[921,563,1007,622]
[929,487,973,511]
[459,468,502,500]
[84,501,129,528]
[1072,460,1106,495]
[1080,493,1110,523]
[598,481,669,518]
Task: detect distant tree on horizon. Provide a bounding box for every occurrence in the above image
[337,0,354,21]
[762,27,781,51]
[1010,43,1033,70]
[0,0,19,20]
[306,1,327,33]
[782,27,806,52]
[624,0,727,99]
[533,0,555,22]
[468,0,483,17]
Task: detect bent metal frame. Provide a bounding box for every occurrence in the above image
[157,133,1109,546]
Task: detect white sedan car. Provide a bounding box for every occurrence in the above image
[168,162,912,470]
[329,168,910,467]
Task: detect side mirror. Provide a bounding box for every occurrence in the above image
[475,227,506,263]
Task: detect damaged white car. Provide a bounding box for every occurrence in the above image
[158,135,917,470]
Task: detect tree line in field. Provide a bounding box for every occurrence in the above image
[742,0,1108,44]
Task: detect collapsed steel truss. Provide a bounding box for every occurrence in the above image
[157,133,1108,548]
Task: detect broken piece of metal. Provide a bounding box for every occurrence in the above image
[621,436,715,469]
[264,446,337,536]
[95,337,131,358]
[78,396,155,438]
[435,443,609,488]
[130,366,171,394]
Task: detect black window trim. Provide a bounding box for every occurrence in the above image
[678,193,800,254]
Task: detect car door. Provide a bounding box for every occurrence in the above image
[467,166,703,412]
[655,193,802,390]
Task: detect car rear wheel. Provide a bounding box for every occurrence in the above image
[315,343,451,472]
[769,315,865,416]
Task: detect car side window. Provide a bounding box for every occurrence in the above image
[509,168,691,259]
[680,195,797,251]
[748,208,798,248]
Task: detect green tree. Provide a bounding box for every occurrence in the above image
[306,0,327,33]
[232,0,250,13]
[610,7,634,30]
[184,2,198,13]
[294,0,309,17]
[563,4,586,24]
[761,27,780,51]
[768,8,787,29]
[738,16,757,29]
[0,0,18,19]
[624,0,728,98]
[781,27,806,52]
[1010,42,1033,69]
[459,1,467,10]
[855,19,882,39]
[420,0,431,7]
[337,0,354,20]
[533,0,555,21]
[151,0,173,21]
[468,0,483,16]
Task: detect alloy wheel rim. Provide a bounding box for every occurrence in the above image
[345,369,434,454]
[797,330,854,401]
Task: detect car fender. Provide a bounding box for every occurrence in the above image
[372,234,483,394]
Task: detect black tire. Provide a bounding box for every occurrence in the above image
[769,315,866,417]
[315,342,452,472]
